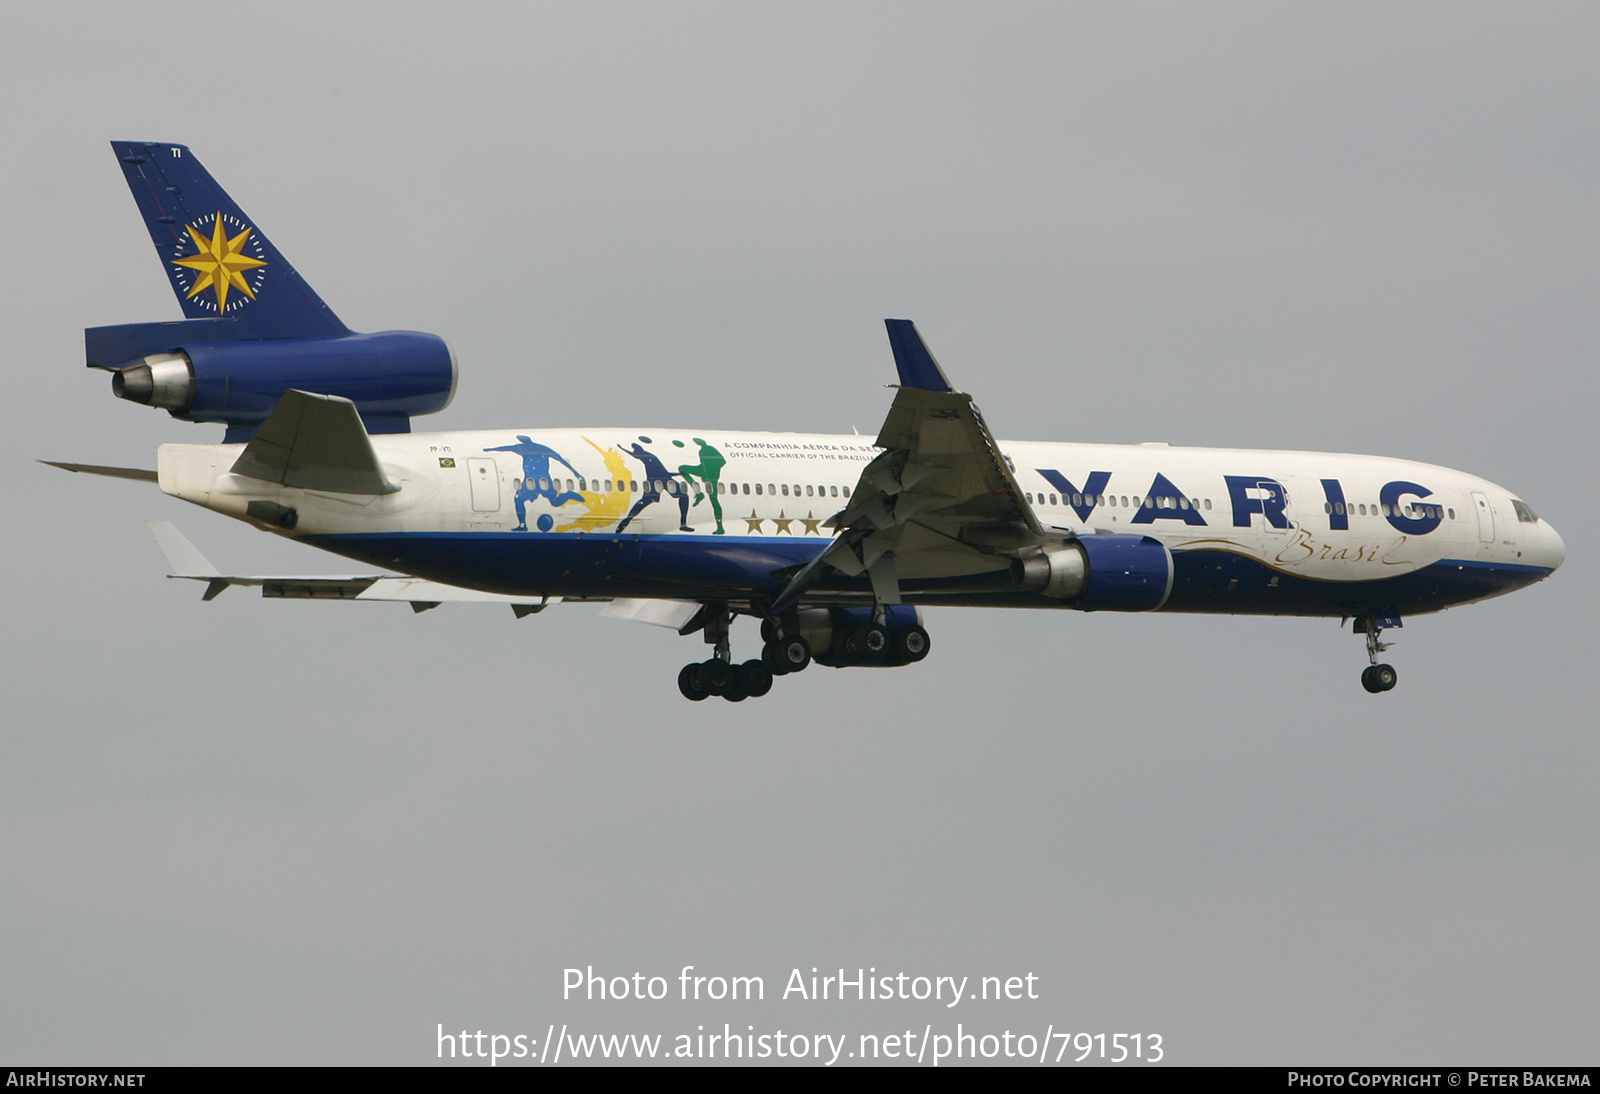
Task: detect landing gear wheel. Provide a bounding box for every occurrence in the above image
[845,623,889,661]
[1361,664,1398,693]
[760,618,781,644]
[762,641,788,675]
[677,662,709,701]
[764,637,811,675]
[702,658,731,696]
[722,663,749,702]
[741,659,773,698]
[892,624,931,663]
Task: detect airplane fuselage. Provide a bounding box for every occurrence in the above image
[156,428,1564,618]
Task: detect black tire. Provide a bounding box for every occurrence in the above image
[845,623,888,662]
[722,663,749,702]
[741,659,773,698]
[771,636,810,673]
[893,624,931,663]
[1373,663,1398,692]
[863,623,889,656]
[760,618,781,644]
[678,662,709,701]
[702,658,731,695]
[762,641,790,675]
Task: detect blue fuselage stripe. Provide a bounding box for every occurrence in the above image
[306,532,1553,616]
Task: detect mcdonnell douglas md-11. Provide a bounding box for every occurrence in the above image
[51,141,1565,701]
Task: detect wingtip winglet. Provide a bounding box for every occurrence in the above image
[146,520,221,578]
[884,319,954,393]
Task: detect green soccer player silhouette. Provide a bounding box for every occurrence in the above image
[674,437,726,535]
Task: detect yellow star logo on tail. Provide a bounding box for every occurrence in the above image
[173,213,267,311]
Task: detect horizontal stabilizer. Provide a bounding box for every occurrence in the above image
[41,461,158,482]
[231,389,398,495]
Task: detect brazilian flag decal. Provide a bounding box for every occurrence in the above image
[438,457,456,468]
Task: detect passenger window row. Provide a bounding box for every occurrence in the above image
[1022,492,1214,512]
[1323,501,1455,520]
[512,477,851,499]
[728,482,847,498]
[1015,488,1462,524]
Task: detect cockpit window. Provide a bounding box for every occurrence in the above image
[1511,499,1538,523]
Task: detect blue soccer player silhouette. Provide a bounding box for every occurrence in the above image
[483,436,585,531]
[617,437,688,533]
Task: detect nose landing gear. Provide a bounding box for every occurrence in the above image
[1361,663,1398,693]
[1353,615,1398,693]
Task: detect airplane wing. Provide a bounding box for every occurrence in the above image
[147,520,556,616]
[770,320,1045,613]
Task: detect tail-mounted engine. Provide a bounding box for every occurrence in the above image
[91,141,457,442]
[96,326,455,440]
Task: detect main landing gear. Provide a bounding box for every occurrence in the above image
[675,605,931,702]
[1353,615,1398,694]
[676,605,774,702]
[677,657,772,703]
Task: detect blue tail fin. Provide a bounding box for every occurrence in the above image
[110,140,348,340]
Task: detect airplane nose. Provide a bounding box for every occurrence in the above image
[1540,520,1566,572]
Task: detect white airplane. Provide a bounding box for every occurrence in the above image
[55,141,1565,701]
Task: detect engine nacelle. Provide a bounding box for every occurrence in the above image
[1012,534,1173,612]
[109,330,456,436]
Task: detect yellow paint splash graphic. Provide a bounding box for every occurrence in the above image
[554,438,632,532]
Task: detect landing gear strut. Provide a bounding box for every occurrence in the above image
[1354,616,1398,694]
[675,603,775,703]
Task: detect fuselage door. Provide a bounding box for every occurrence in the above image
[1257,479,1289,535]
[1471,490,1494,544]
[468,457,501,512]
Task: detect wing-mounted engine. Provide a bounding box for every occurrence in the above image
[1011,534,1174,612]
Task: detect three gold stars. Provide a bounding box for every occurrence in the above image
[733,509,826,536]
[172,213,267,311]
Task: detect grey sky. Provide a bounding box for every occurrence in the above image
[2,1,1595,1065]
